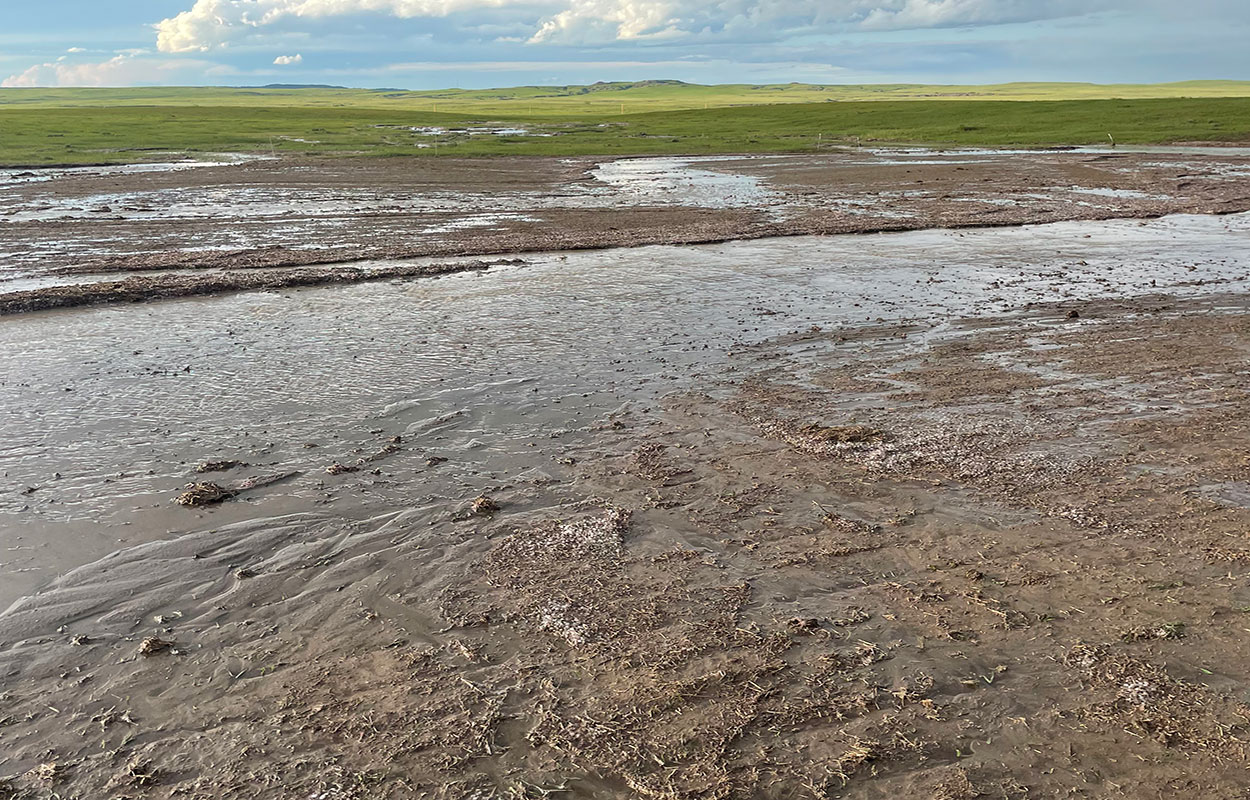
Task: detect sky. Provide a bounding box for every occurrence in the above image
[1,0,1247,89]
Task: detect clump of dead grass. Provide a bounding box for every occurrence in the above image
[29,763,61,785]
[628,444,687,482]
[488,506,631,580]
[1120,621,1186,642]
[137,636,175,657]
[800,423,884,444]
[1063,643,1250,753]
[175,482,234,507]
[195,459,247,473]
[0,777,20,800]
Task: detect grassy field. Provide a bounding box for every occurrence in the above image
[3,82,1250,166]
[5,80,1250,114]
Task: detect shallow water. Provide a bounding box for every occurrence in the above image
[1,212,1247,607]
[0,153,271,188]
[590,156,783,210]
[2,148,1245,283]
[861,144,1250,160]
[0,155,779,226]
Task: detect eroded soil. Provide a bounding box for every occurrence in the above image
[4,148,1250,312]
[3,287,1250,798]
[2,149,1250,797]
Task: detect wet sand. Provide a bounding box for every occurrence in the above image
[2,198,1250,797]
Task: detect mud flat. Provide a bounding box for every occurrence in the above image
[3,147,1250,312]
[1,211,1250,797]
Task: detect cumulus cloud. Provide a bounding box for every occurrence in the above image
[274,53,303,64]
[860,0,1094,30]
[2,54,227,87]
[154,0,1109,52]
[157,0,512,52]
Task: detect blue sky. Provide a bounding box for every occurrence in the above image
[1,1,1247,89]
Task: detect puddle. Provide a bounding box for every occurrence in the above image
[590,155,784,211]
[1066,187,1163,200]
[1199,481,1250,509]
[379,125,556,137]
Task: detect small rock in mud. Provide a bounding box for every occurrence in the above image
[137,637,175,657]
[175,482,235,507]
[1066,309,1081,320]
[70,634,91,646]
[470,496,500,516]
[426,456,449,467]
[324,462,359,475]
[194,459,248,473]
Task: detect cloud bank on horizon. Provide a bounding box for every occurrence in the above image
[152,0,1103,52]
[1,0,1247,88]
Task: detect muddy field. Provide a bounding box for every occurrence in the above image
[1,152,1250,799]
[3,146,1250,311]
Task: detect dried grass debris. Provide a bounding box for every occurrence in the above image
[174,482,234,507]
[137,637,175,657]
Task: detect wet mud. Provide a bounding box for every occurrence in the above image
[0,258,515,315]
[2,208,1250,797]
[3,147,1250,311]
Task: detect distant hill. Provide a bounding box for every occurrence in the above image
[3,80,1249,117]
[251,83,348,90]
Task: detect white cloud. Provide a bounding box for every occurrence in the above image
[66,47,86,53]
[274,53,304,64]
[860,0,1095,30]
[154,0,1109,52]
[2,54,226,87]
[157,0,513,52]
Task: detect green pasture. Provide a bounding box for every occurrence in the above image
[2,82,1249,166]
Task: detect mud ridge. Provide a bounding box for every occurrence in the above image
[0,258,522,315]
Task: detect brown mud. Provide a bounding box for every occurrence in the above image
[3,289,1250,797]
[4,149,1250,313]
[0,258,516,315]
[2,150,1250,797]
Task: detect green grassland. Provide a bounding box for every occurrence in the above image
[2,81,1250,166]
[6,79,1250,114]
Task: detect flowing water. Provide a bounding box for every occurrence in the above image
[2,211,1247,610]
